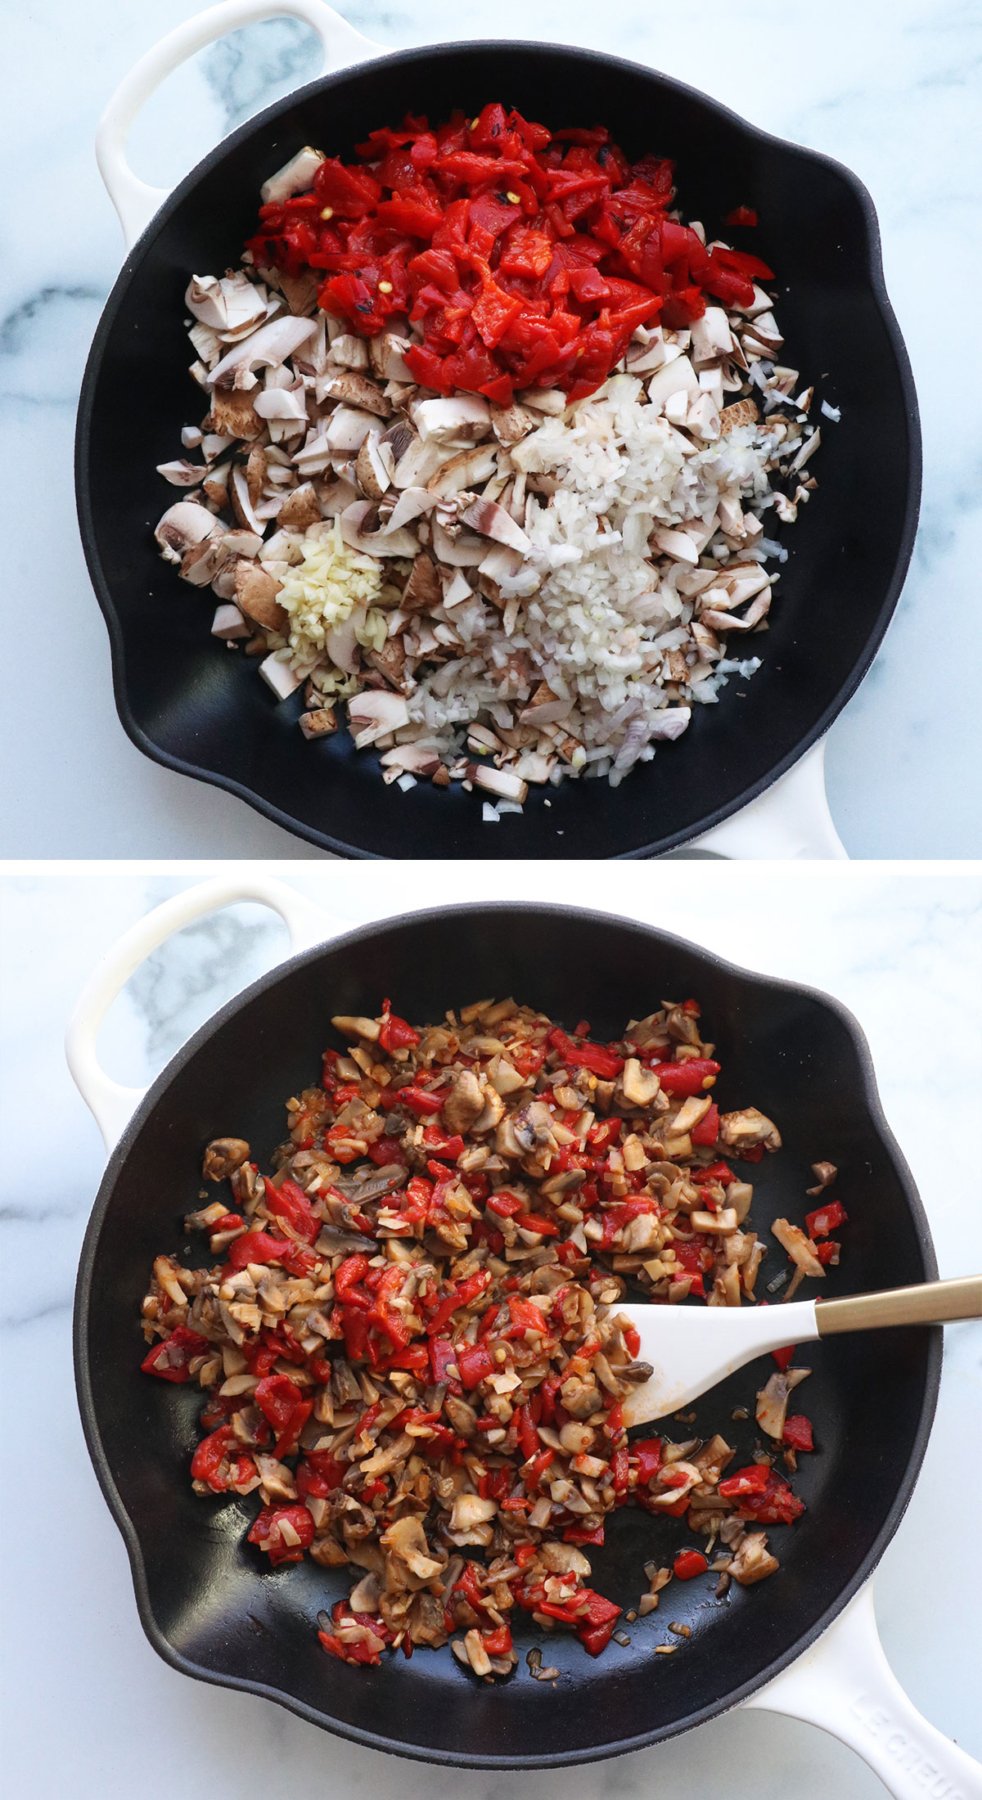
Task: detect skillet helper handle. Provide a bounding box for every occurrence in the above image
[96,0,380,248]
[817,1275,982,1335]
[745,1584,982,1798]
[691,739,847,859]
[66,876,337,1153]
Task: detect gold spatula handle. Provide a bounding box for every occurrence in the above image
[816,1274,982,1335]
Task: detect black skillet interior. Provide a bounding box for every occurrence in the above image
[76,41,920,859]
[75,905,939,1765]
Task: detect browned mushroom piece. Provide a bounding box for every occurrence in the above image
[201,1136,250,1181]
[234,561,287,633]
[401,550,441,612]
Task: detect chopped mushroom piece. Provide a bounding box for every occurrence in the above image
[729,1533,780,1587]
[771,1218,825,1279]
[755,1367,811,1440]
[202,1137,250,1181]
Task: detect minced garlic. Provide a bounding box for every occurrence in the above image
[277,519,389,671]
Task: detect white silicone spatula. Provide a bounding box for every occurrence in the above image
[616,1275,982,1427]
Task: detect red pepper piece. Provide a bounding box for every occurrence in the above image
[771,1344,797,1372]
[421,1125,466,1162]
[718,1463,771,1499]
[783,1414,814,1452]
[725,205,759,227]
[247,1503,315,1566]
[548,1026,624,1079]
[648,1058,720,1096]
[226,1229,316,1276]
[424,1269,491,1336]
[673,1549,709,1581]
[141,1324,208,1383]
[522,1447,555,1488]
[456,1342,495,1389]
[191,1424,237,1491]
[378,1004,421,1052]
[805,1200,848,1238]
[264,1176,320,1243]
[367,1135,407,1166]
[815,1240,841,1266]
[487,1190,525,1218]
[335,1254,372,1308]
[690,1102,720,1147]
[633,1438,663,1486]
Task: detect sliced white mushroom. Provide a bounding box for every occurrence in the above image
[328,333,370,371]
[253,383,309,424]
[689,306,735,366]
[431,521,486,567]
[234,560,286,632]
[207,316,317,390]
[211,603,251,640]
[368,331,414,382]
[277,483,322,531]
[442,569,473,608]
[230,467,266,538]
[413,394,492,445]
[379,742,443,777]
[348,690,411,746]
[259,654,305,700]
[154,501,220,565]
[650,526,699,565]
[518,386,567,415]
[322,407,376,457]
[260,146,325,205]
[646,355,699,411]
[319,368,391,417]
[355,432,394,500]
[402,552,441,612]
[299,706,338,739]
[156,458,205,487]
[339,500,419,557]
[647,706,692,740]
[384,485,434,533]
[460,496,531,554]
[465,763,528,803]
[325,616,361,675]
[427,443,499,498]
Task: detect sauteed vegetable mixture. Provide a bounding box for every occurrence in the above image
[141,995,844,1678]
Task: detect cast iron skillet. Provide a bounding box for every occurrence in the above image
[74,902,940,1765]
[76,37,921,859]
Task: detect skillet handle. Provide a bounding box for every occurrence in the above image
[96,0,381,249]
[744,1583,981,1797]
[690,740,848,859]
[66,875,337,1153]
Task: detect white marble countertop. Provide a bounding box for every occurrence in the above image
[2,0,980,857]
[1,863,979,1796]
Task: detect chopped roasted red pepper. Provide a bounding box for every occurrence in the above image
[264,1176,320,1243]
[783,1414,814,1452]
[456,1341,495,1389]
[248,1503,315,1565]
[141,1324,208,1383]
[378,1003,421,1053]
[805,1200,848,1238]
[673,1548,709,1580]
[548,1027,625,1079]
[648,1058,721,1096]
